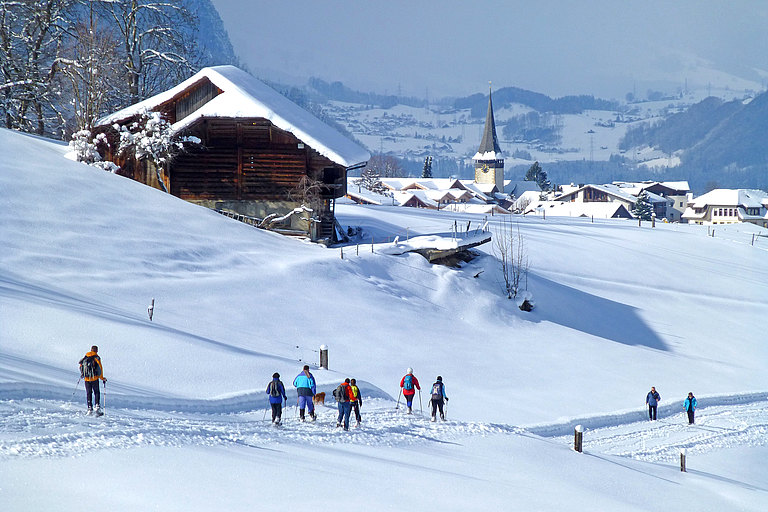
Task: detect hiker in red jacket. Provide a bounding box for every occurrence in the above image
[399,368,420,414]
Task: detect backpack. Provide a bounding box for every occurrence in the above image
[80,355,100,379]
[403,375,413,391]
[269,380,282,398]
[333,384,347,402]
[431,382,443,400]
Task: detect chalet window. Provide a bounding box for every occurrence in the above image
[176,81,219,122]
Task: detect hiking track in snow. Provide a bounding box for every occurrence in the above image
[2,393,766,464]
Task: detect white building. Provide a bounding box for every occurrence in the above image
[682,189,768,228]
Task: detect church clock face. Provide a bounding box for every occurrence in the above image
[480,164,490,173]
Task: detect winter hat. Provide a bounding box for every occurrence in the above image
[437,376,442,381]
[407,367,413,374]
[273,372,280,379]
[345,378,350,383]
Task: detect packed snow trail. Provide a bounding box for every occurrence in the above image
[2,395,767,463]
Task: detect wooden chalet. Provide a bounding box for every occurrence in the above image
[93,66,370,241]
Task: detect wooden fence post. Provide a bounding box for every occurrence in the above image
[319,345,328,370]
[680,448,686,472]
[574,425,583,453]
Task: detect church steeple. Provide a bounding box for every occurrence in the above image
[477,88,502,158]
[473,85,505,192]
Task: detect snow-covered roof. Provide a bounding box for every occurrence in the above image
[506,181,541,197]
[525,201,632,219]
[97,66,370,169]
[689,189,768,209]
[556,183,638,204]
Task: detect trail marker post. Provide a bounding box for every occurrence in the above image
[574,425,583,453]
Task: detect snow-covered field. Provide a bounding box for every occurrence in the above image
[1,127,767,510]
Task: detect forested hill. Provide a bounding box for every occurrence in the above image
[453,87,619,117]
[620,91,768,190]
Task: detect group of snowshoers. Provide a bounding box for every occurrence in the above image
[77,348,696,427]
[264,366,448,429]
[646,386,698,424]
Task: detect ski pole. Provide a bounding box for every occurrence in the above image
[102,380,107,415]
[395,389,402,410]
[71,376,81,397]
[418,389,423,416]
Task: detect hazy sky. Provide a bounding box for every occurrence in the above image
[211,0,768,100]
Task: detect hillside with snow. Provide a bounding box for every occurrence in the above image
[1,127,767,511]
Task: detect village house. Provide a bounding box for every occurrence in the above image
[93,65,370,242]
[613,181,691,222]
[555,183,670,219]
[682,189,768,228]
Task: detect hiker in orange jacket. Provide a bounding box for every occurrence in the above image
[78,345,107,415]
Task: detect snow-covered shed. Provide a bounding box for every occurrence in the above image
[94,65,370,241]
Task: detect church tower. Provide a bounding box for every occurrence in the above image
[473,87,504,192]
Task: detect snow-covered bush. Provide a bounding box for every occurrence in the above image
[69,130,120,173]
[115,109,199,190]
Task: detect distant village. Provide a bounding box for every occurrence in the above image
[346,90,768,230]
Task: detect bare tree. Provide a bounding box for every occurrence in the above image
[365,153,405,178]
[493,218,529,299]
[100,0,196,105]
[53,5,124,133]
[0,0,74,135]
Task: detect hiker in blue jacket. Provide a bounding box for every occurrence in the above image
[429,376,448,422]
[266,372,287,425]
[683,392,697,424]
[646,386,661,421]
[293,365,317,422]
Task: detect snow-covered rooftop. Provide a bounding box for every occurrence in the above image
[97,66,370,169]
[689,188,768,208]
[525,200,632,219]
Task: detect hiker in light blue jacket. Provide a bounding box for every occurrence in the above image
[293,365,317,422]
[683,392,697,424]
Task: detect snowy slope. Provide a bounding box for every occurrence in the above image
[1,128,767,510]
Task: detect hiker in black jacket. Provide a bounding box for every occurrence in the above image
[430,376,448,422]
[646,386,661,420]
[266,373,287,425]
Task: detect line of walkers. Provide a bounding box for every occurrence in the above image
[646,386,698,424]
[264,365,449,429]
[75,347,699,428]
[399,368,448,422]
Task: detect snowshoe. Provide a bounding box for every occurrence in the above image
[95,409,104,417]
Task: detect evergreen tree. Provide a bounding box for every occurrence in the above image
[632,190,654,220]
[524,161,551,192]
[421,156,433,178]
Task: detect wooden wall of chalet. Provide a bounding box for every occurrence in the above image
[169,117,346,202]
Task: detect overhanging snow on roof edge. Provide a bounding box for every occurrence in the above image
[97,66,370,169]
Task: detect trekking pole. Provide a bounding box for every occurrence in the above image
[102,380,107,415]
[71,376,82,398]
[263,400,268,421]
[418,389,423,416]
[395,389,402,410]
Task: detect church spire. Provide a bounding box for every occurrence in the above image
[473,84,505,193]
[477,85,502,158]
